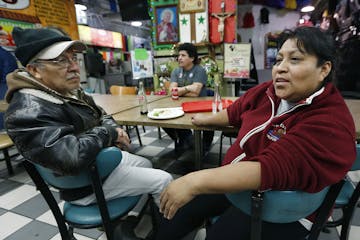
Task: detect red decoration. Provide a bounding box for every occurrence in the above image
[209,0,237,43]
[182,99,233,113]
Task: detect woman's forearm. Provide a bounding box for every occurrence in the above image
[187,161,261,195]
[192,109,230,126]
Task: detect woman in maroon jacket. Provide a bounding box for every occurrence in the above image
[154,26,356,240]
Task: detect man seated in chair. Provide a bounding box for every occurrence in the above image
[154,27,357,240]
[4,27,172,208]
[164,43,214,153]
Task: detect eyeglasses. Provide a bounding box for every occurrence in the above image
[35,55,78,69]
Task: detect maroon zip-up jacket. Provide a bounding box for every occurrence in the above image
[223,81,356,194]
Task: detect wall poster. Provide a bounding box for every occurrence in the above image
[223,43,251,78]
[155,4,179,44]
[0,0,78,40]
[130,48,154,79]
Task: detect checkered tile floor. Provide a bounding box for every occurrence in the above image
[0,127,359,240]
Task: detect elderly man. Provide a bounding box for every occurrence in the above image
[4,27,172,209]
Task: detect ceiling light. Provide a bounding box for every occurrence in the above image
[75,4,87,11]
[300,5,315,13]
[131,21,142,27]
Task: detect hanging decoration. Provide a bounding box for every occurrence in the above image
[209,0,236,43]
[155,4,179,44]
[150,0,179,50]
[178,0,209,43]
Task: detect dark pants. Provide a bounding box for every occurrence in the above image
[163,128,214,150]
[163,128,192,144]
[154,194,309,240]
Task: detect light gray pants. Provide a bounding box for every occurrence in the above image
[72,151,173,207]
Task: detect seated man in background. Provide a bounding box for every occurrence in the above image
[4,27,172,209]
[164,43,214,152]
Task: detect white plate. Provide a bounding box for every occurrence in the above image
[147,108,185,120]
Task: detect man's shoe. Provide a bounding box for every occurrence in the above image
[179,135,194,151]
[113,222,143,240]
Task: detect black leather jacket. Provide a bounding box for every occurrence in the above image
[5,70,118,175]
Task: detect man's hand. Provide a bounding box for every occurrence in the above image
[115,128,131,150]
[159,175,197,220]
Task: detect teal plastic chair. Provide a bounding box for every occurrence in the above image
[324,144,360,240]
[23,147,142,240]
[226,178,344,240]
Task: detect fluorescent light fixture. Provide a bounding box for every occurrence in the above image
[75,4,87,11]
[131,21,142,27]
[301,5,315,13]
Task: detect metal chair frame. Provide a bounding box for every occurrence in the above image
[227,180,345,240]
[323,144,360,240]
[23,147,149,240]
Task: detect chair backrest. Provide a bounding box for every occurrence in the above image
[226,181,344,240]
[23,147,134,240]
[225,145,360,223]
[35,147,122,189]
[350,143,360,171]
[109,85,137,95]
[226,187,329,223]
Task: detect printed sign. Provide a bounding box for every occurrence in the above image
[224,43,251,78]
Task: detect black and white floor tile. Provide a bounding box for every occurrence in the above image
[0,127,359,240]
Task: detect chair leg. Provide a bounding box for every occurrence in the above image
[68,226,78,240]
[125,126,131,136]
[218,133,224,166]
[148,196,160,238]
[157,127,162,139]
[23,161,72,240]
[3,148,14,175]
[340,183,360,240]
[142,126,146,133]
[135,126,143,146]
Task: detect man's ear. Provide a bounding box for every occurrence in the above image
[26,64,42,80]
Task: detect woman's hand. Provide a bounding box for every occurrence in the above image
[115,128,131,150]
[192,110,230,127]
[191,113,208,126]
[159,175,197,220]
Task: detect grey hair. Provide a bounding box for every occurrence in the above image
[27,61,44,69]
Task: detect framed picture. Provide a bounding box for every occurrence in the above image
[223,43,251,79]
[155,5,179,45]
[179,0,206,13]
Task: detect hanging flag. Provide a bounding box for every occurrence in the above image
[179,11,208,43]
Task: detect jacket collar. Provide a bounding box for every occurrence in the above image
[5,69,80,103]
[266,83,326,108]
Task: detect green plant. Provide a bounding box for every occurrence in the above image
[200,56,220,88]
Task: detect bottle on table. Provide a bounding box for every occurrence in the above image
[171,88,179,100]
[212,82,222,114]
[138,81,148,114]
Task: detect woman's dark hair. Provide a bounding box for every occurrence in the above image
[277,26,335,83]
[178,42,199,64]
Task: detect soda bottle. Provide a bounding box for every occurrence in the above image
[212,83,222,114]
[171,88,179,100]
[138,81,148,114]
